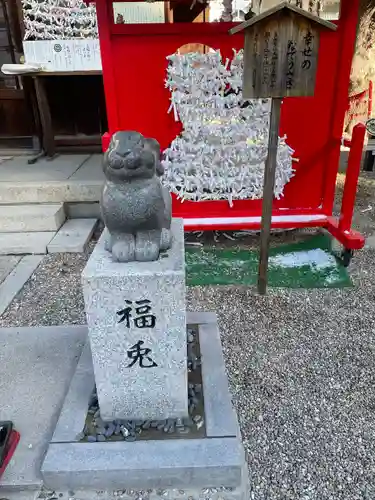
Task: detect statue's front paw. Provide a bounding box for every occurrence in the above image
[104,234,112,252]
[160,228,171,251]
[135,230,161,261]
[112,234,135,262]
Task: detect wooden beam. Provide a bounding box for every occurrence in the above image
[257,97,282,295]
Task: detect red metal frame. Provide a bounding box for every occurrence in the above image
[89,0,365,250]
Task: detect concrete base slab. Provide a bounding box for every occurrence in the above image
[47,219,97,253]
[0,255,44,316]
[0,203,66,233]
[0,231,55,255]
[0,325,87,489]
[47,472,249,500]
[1,490,40,500]
[0,255,20,284]
[42,313,248,495]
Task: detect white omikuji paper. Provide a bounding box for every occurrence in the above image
[22,0,98,40]
[162,50,296,205]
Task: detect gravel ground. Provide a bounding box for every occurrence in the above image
[1,174,375,499]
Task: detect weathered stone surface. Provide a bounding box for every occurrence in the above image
[46,479,249,500]
[0,325,86,489]
[51,342,95,443]
[0,491,42,500]
[0,154,88,182]
[0,255,20,284]
[0,180,102,204]
[47,218,97,253]
[41,313,248,496]
[82,219,187,421]
[0,255,44,316]
[199,322,240,438]
[66,202,101,219]
[0,203,65,233]
[42,438,245,491]
[0,231,55,254]
[101,131,171,262]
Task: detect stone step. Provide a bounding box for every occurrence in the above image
[0,181,102,205]
[0,231,56,255]
[0,203,66,232]
[47,218,97,253]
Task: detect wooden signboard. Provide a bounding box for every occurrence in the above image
[230,3,336,99]
[230,3,336,294]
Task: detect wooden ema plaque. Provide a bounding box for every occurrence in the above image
[230,3,336,294]
[230,2,337,99]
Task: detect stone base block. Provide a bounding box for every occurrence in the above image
[82,218,187,421]
[47,474,249,500]
[42,313,248,497]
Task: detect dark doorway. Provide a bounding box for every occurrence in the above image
[0,0,36,149]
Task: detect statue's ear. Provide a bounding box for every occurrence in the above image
[156,161,164,176]
[144,137,161,158]
[108,133,119,152]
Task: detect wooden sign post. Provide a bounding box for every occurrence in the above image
[230,2,336,295]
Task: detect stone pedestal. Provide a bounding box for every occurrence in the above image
[41,313,249,499]
[82,219,187,421]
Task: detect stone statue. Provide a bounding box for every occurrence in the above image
[101,131,172,262]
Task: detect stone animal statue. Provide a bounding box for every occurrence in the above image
[101,131,172,262]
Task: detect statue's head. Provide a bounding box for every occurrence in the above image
[103,131,162,182]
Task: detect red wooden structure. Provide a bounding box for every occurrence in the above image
[345,80,373,132]
[86,0,365,251]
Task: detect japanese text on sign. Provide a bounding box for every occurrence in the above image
[270,32,278,89]
[286,39,297,90]
[262,31,271,85]
[301,30,314,70]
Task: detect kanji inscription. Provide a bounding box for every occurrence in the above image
[242,13,320,98]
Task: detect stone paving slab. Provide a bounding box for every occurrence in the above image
[50,312,238,444]
[42,438,244,491]
[42,313,246,492]
[1,490,39,500]
[0,181,102,204]
[47,481,249,500]
[0,325,87,489]
[199,322,240,438]
[0,155,89,182]
[0,203,66,233]
[51,341,95,443]
[47,219,97,253]
[0,231,56,255]
[0,255,20,284]
[0,255,44,316]
[69,154,104,181]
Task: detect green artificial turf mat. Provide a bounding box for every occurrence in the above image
[185,234,352,288]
